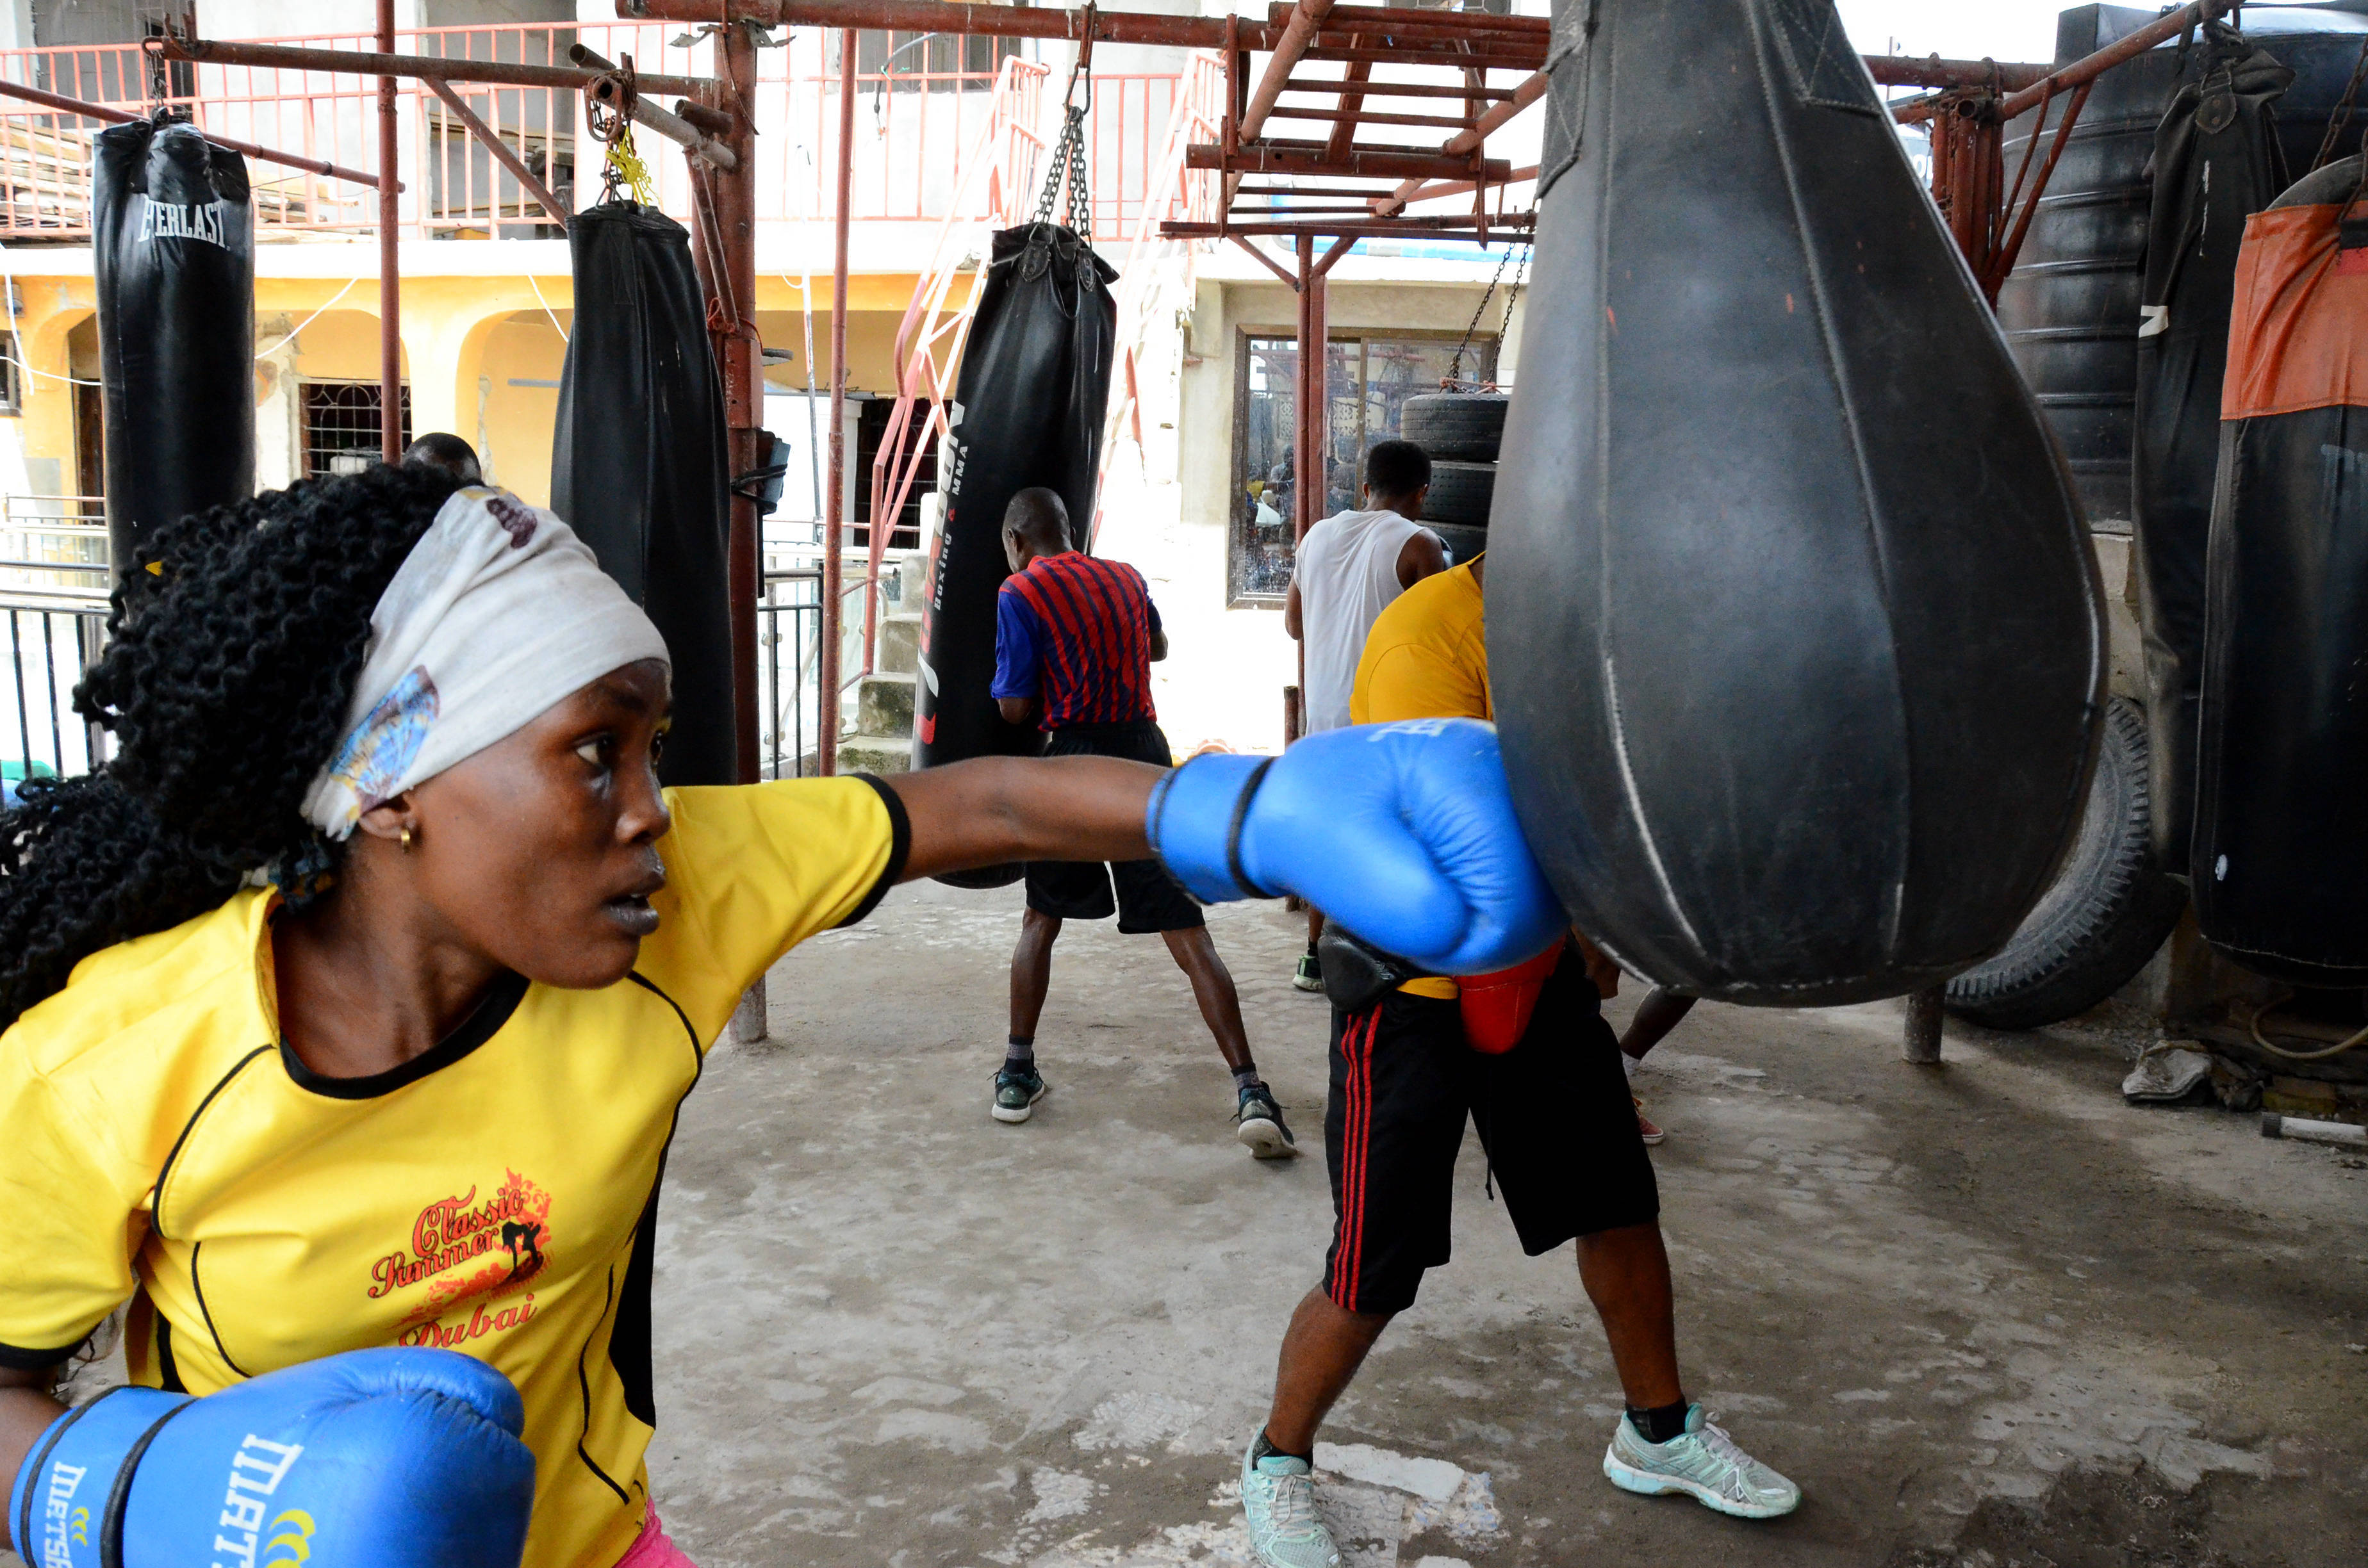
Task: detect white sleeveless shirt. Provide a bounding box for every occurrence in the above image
[1293,508,1436,733]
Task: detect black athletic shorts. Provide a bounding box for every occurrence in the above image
[1024,719,1206,935]
[1323,951,1659,1316]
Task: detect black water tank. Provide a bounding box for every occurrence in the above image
[1998,4,2368,530]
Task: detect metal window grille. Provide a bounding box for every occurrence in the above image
[302,381,411,478]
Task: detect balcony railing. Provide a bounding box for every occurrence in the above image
[0,24,1188,244]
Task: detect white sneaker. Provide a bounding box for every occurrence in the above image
[1240,1439,1342,1568]
[1602,1404,1800,1519]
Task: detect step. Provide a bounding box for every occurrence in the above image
[837,732,912,774]
[893,550,931,608]
[857,670,916,737]
[878,612,923,676]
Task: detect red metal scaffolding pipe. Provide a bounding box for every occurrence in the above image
[0,75,390,189]
[819,28,855,777]
[377,0,401,464]
[161,36,711,99]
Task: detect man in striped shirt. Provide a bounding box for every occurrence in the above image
[989,489,1295,1159]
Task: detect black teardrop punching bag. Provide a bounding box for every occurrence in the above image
[1490,0,2106,1006]
[552,201,736,787]
[92,117,254,574]
[2132,23,2292,862]
[914,220,1115,883]
[2191,158,2368,985]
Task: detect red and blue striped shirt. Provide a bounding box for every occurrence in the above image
[992,550,1162,730]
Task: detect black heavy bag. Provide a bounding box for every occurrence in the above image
[552,200,735,787]
[92,116,254,574]
[914,222,1115,822]
[2192,158,2368,984]
[1490,0,2106,1007]
[2132,23,2292,862]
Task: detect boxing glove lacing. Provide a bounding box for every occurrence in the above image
[1224,757,1278,899]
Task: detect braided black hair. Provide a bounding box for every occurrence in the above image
[0,463,461,1031]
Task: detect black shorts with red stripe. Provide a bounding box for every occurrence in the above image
[1323,956,1659,1316]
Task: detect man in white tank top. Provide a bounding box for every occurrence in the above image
[1283,439,1448,986]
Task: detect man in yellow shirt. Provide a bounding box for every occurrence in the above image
[1235,553,1800,1568]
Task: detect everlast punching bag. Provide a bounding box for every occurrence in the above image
[92,116,254,573]
[552,201,735,787]
[1490,0,2105,1006]
[2132,23,2292,862]
[914,220,1116,884]
[2191,157,2368,984]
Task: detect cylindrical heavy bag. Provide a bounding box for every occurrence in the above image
[552,200,736,787]
[2132,22,2292,863]
[1490,0,2105,1007]
[2192,156,2368,984]
[92,117,254,575]
[914,221,1115,880]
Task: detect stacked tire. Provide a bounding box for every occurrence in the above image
[1400,391,1506,565]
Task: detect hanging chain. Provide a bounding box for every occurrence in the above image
[1035,12,1096,234]
[2317,33,2368,172]
[1446,241,1528,388]
[587,55,654,205]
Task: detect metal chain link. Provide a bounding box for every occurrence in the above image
[1447,241,1529,388]
[1035,32,1095,235]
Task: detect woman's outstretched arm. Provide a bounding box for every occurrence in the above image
[886,756,1162,883]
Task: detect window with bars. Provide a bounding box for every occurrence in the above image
[302,382,411,479]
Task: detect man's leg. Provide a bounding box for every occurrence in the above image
[1295,906,1326,992]
[1575,1223,1682,1412]
[1477,966,1798,1519]
[1240,994,1465,1568]
[1262,1288,1392,1455]
[1160,923,1299,1158]
[995,908,1062,1123]
[1617,988,1695,1145]
[1161,926,1254,1072]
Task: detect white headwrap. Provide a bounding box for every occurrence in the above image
[300,486,671,840]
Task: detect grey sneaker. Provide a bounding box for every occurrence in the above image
[1240,1439,1340,1568]
[992,1066,1046,1124]
[1235,1084,1300,1159]
[1603,1403,1800,1519]
[1293,952,1324,992]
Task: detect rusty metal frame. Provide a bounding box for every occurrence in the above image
[0,72,389,189]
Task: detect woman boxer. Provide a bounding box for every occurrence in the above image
[0,465,1558,1568]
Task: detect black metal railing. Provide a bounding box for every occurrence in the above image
[758,570,825,780]
[2,596,108,796]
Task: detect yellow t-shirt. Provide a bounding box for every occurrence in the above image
[0,776,905,1568]
[1351,561,1490,999]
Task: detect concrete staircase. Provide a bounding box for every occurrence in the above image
[838,551,928,774]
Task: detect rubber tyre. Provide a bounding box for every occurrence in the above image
[1944,696,2188,1031]
[1424,461,1496,528]
[1401,392,1510,461]
[1430,523,1488,567]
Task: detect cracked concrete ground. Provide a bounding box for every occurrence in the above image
[632,881,2368,1567]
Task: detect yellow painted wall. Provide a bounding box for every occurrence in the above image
[3,267,935,511]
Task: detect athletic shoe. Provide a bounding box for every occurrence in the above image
[1634,1097,1666,1146]
[1602,1403,1800,1520]
[992,1066,1046,1124]
[1236,1085,1299,1159]
[1293,952,1325,993]
[1240,1439,1342,1568]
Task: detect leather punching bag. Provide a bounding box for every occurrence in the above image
[92,117,254,574]
[914,221,1115,883]
[2132,22,2292,862]
[1490,0,2105,1006]
[552,200,736,787]
[2191,156,2368,984]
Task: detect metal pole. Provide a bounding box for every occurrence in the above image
[718,42,761,787]
[377,0,401,462]
[1903,986,1945,1065]
[1292,233,1314,546]
[819,27,855,777]
[718,24,768,1047]
[0,76,387,188]
[423,78,564,222]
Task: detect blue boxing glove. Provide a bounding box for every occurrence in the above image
[10,1348,534,1568]
[1148,719,1565,974]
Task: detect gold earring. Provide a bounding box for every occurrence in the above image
[400,825,415,853]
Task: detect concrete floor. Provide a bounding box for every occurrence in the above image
[636,881,2368,1568]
